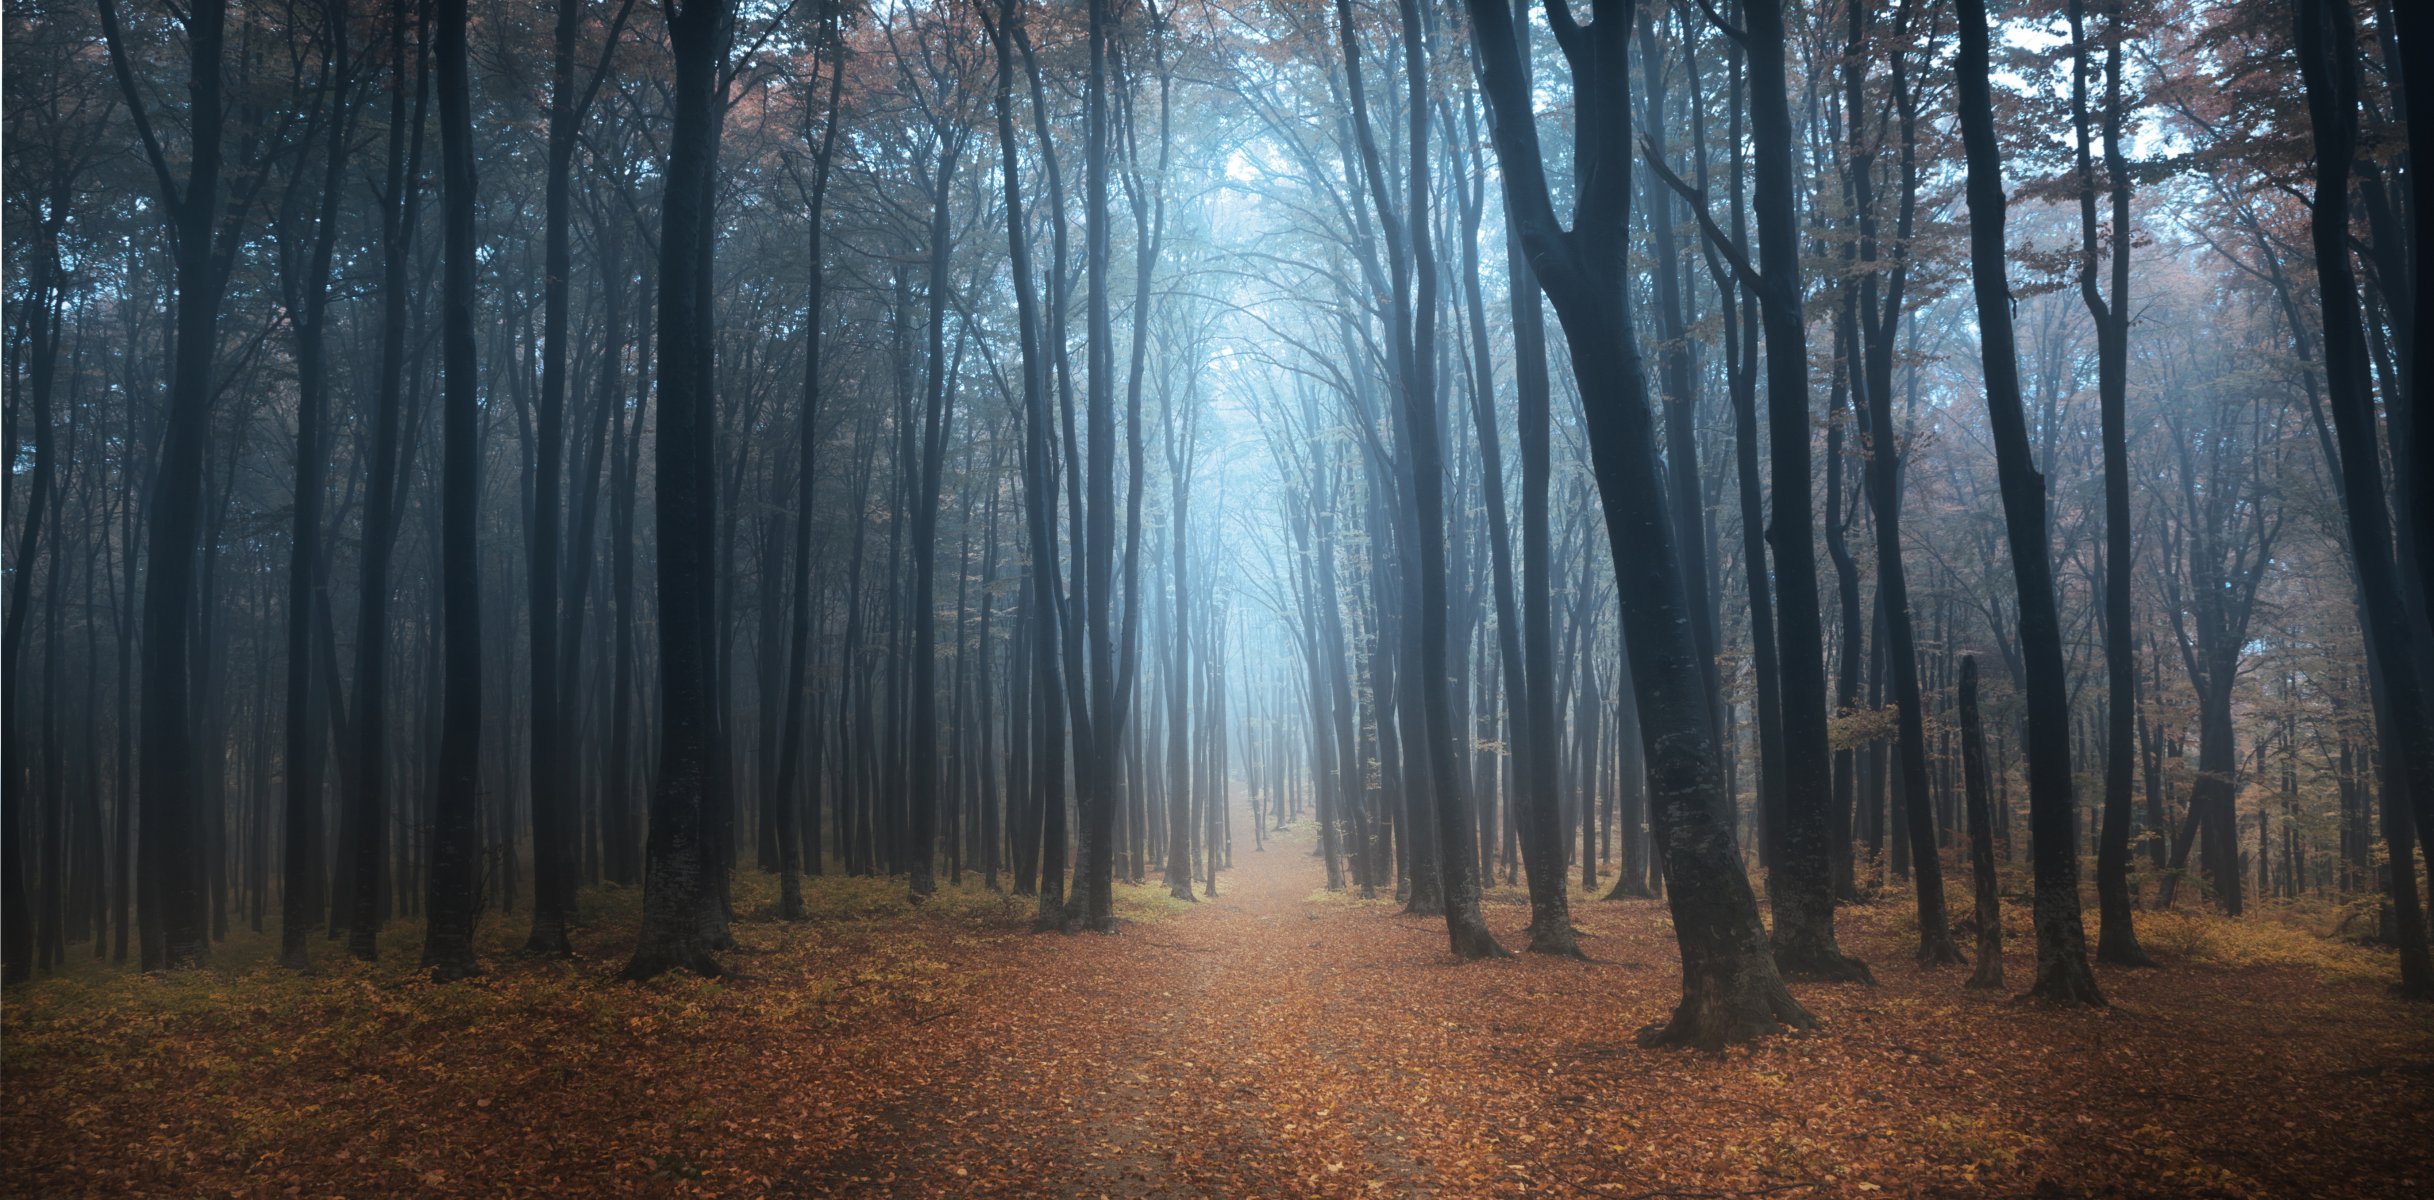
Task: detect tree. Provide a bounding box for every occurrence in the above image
[2291,0,2434,1000]
[421,0,485,982]
[1959,656,2002,989]
[624,0,736,981]
[1739,0,1870,985]
[2066,0,2154,969]
[1463,0,1810,1047]
[1953,0,2101,1008]
[344,0,429,963]
[772,0,847,921]
[96,0,243,970]
[887,4,974,902]
[271,0,357,970]
[527,0,638,959]
[1336,0,1502,960]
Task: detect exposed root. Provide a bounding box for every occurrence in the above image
[1775,943,1878,986]
[2096,929,2160,969]
[1448,918,1513,961]
[620,945,720,982]
[1914,926,1969,969]
[2021,956,2107,1008]
[1637,974,1816,1053]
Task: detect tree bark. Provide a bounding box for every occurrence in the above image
[1742,0,1868,984]
[1960,657,2003,989]
[2293,0,2434,1000]
[1464,0,1809,1046]
[421,0,485,981]
[624,0,734,981]
[1954,0,2102,1007]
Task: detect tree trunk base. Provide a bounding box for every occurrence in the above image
[1773,913,1878,984]
[523,919,573,958]
[2022,955,2106,1007]
[1915,927,1969,968]
[423,950,483,982]
[1637,969,1815,1052]
[1523,922,1587,959]
[620,943,719,981]
[1447,915,1511,960]
[2095,929,2158,968]
[1774,936,1878,986]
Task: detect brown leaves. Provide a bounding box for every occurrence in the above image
[4,835,2430,1198]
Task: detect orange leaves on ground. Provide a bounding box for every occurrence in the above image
[5,832,2431,1198]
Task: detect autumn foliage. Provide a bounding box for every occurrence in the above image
[7,823,2429,1198]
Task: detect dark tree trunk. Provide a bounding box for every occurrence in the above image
[1960,658,2003,990]
[99,0,232,971]
[1955,0,2102,1007]
[1338,0,1502,958]
[907,125,962,901]
[421,0,485,982]
[1072,0,1119,934]
[1465,0,1809,1047]
[2068,0,2155,969]
[624,0,734,981]
[347,1,428,956]
[1162,336,1198,902]
[773,6,843,920]
[2294,0,2434,999]
[523,0,631,959]
[1506,59,1573,955]
[275,1,354,969]
[2,175,71,983]
[1743,0,1867,984]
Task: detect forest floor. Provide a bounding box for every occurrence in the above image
[5,821,2432,1199]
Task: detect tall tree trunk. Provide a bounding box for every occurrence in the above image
[99,0,231,970]
[1338,0,1502,958]
[422,0,485,981]
[1960,657,2004,989]
[276,1,354,968]
[2,185,70,983]
[624,0,734,981]
[1465,0,1809,1046]
[2068,0,2154,968]
[345,0,428,957]
[1502,28,1574,955]
[524,0,632,959]
[1745,0,1868,984]
[1955,0,2102,1007]
[773,6,843,919]
[2293,0,2434,1000]
[907,130,962,900]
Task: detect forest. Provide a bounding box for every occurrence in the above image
[3,0,2432,1194]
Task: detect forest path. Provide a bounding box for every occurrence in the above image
[783,817,1428,1197]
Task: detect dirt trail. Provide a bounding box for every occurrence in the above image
[785,822,1386,1196]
